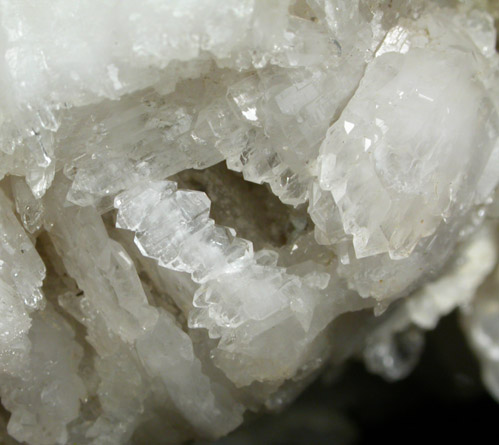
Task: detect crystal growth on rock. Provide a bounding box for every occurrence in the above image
[0,1,498,444]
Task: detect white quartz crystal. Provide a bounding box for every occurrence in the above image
[0,0,498,443]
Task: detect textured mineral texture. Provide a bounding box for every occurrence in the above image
[0,0,498,444]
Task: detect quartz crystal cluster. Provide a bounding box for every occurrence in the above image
[0,0,498,444]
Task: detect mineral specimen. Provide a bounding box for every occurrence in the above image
[0,0,498,444]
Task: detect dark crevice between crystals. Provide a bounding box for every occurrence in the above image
[172,162,313,251]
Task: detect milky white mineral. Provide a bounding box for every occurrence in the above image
[0,0,498,444]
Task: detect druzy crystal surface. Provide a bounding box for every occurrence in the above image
[0,1,498,444]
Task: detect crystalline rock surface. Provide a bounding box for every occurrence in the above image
[0,0,498,444]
